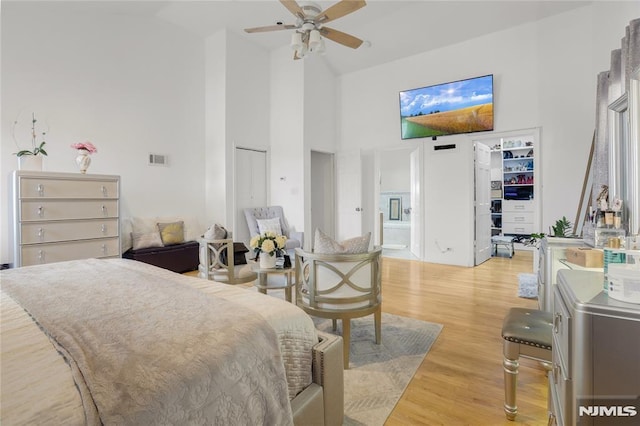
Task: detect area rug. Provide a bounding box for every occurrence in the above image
[518,272,538,299]
[313,313,443,426]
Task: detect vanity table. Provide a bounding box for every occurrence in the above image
[549,269,640,425]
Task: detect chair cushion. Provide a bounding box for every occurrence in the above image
[313,229,371,254]
[257,217,283,235]
[501,308,552,350]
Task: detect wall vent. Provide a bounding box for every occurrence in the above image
[148,153,168,166]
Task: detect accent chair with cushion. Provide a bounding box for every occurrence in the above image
[294,229,381,368]
[243,206,303,257]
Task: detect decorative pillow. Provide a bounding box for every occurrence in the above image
[203,223,228,240]
[257,217,282,235]
[157,221,185,245]
[131,231,164,250]
[313,229,371,254]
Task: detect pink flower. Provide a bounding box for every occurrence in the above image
[70,141,97,154]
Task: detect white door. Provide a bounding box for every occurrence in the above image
[410,147,422,259]
[336,149,362,240]
[474,142,492,265]
[234,148,267,243]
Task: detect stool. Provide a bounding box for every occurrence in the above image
[501,307,552,421]
[492,236,515,258]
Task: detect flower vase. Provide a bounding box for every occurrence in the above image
[75,149,91,174]
[18,155,43,171]
[259,253,276,269]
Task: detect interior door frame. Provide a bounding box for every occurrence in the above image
[233,146,268,243]
[372,144,423,259]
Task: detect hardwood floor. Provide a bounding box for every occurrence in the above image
[381,251,548,426]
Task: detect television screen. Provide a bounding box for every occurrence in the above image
[399,74,493,140]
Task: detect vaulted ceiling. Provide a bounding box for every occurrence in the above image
[21,1,591,74]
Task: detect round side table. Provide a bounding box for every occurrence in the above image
[251,264,296,303]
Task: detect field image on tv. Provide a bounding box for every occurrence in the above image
[400,75,493,139]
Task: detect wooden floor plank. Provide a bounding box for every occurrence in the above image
[382,251,547,425]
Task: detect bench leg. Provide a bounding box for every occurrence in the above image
[503,341,520,420]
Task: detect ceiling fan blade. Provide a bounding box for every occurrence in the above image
[317,0,366,24]
[320,26,364,49]
[245,24,297,33]
[280,0,305,19]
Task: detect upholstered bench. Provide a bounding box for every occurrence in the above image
[492,235,515,258]
[123,241,199,273]
[501,307,552,420]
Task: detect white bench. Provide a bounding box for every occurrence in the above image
[492,236,515,258]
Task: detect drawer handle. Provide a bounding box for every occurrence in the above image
[38,250,45,263]
[101,205,107,215]
[101,224,107,234]
[554,312,562,334]
[37,228,44,241]
[515,217,525,222]
[37,206,44,217]
[553,363,560,385]
[37,184,44,196]
[102,244,108,255]
[515,227,525,232]
[515,205,525,210]
[101,186,107,197]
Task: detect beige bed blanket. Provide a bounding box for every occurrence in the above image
[1,259,298,425]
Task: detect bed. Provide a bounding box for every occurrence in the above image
[1,258,343,425]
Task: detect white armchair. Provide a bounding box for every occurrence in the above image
[243,206,303,257]
[294,247,382,368]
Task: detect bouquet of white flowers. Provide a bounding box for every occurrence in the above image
[249,231,287,260]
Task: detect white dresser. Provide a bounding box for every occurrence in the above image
[11,171,121,267]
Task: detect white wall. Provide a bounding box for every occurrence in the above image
[269,46,305,234]
[204,30,271,232]
[338,3,639,266]
[1,3,206,265]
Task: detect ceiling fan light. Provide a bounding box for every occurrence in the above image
[291,32,303,50]
[308,29,321,51]
[317,38,326,55]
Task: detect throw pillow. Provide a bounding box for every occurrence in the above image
[157,221,185,245]
[203,223,228,240]
[257,217,282,235]
[313,229,371,254]
[131,232,164,250]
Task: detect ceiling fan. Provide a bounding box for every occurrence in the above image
[244,0,367,59]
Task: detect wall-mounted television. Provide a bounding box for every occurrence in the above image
[399,74,494,140]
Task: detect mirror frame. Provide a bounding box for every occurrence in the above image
[608,66,640,236]
[628,67,640,235]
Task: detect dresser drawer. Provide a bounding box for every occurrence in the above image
[550,340,572,426]
[552,286,572,377]
[20,200,118,221]
[19,177,118,199]
[20,238,120,266]
[502,223,534,234]
[20,219,119,244]
[502,199,534,213]
[502,212,533,224]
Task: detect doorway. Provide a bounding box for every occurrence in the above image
[376,147,420,260]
